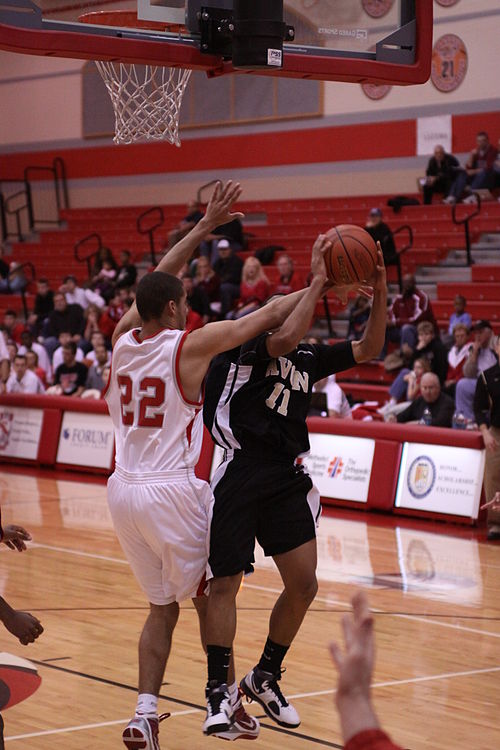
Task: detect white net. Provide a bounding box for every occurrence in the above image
[95,61,192,145]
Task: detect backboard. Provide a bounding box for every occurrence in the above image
[0,0,433,85]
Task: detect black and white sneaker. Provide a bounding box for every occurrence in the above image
[203,681,232,735]
[240,667,300,728]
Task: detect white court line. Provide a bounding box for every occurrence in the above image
[5,708,198,741]
[6,666,500,741]
[32,544,500,640]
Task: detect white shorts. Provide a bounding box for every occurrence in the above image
[107,467,214,605]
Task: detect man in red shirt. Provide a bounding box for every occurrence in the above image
[385,274,437,359]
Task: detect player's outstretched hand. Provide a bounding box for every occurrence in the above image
[204,180,244,229]
[368,244,387,292]
[329,591,374,701]
[481,491,500,510]
[1,524,32,552]
[310,234,330,282]
[3,609,44,645]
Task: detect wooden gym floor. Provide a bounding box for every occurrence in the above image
[1,465,499,749]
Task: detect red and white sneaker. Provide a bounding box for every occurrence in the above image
[214,699,260,741]
[122,712,170,750]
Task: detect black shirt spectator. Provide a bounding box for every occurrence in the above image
[213,218,244,249]
[54,343,88,396]
[396,372,454,427]
[365,209,397,265]
[423,145,460,205]
[115,250,137,290]
[213,251,243,286]
[45,294,84,340]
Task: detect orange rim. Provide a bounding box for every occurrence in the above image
[78,10,185,33]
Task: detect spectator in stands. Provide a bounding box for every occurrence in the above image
[347,295,371,340]
[213,240,243,318]
[379,356,431,418]
[455,320,498,421]
[115,250,137,290]
[330,592,403,750]
[0,331,9,393]
[181,272,211,325]
[84,343,110,393]
[2,310,24,346]
[273,254,303,295]
[0,245,9,292]
[28,277,54,336]
[444,131,498,204]
[5,354,44,394]
[201,214,244,264]
[52,331,85,373]
[389,372,454,427]
[82,304,106,351]
[60,275,105,310]
[51,342,88,397]
[0,261,27,294]
[422,144,460,205]
[446,294,472,341]
[18,330,52,384]
[365,209,398,268]
[83,332,110,367]
[90,246,118,277]
[311,374,352,418]
[412,320,448,383]
[166,199,204,250]
[444,323,470,396]
[194,256,221,317]
[385,274,437,359]
[25,350,47,388]
[228,256,270,319]
[5,341,17,364]
[98,291,132,342]
[474,334,500,540]
[90,259,117,302]
[42,291,85,358]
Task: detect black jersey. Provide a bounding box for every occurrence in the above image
[204,335,355,461]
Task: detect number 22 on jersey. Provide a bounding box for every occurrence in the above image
[118,374,166,427]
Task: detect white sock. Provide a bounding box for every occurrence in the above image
[228,681,239,708]
[135,693,158,718]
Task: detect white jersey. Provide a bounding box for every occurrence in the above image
[104,327,203,475]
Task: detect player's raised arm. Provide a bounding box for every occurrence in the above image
[111,180,244,346]
[351,245,387,363]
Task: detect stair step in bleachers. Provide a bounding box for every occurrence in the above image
[436,282,500,301]
[471,265,500,282]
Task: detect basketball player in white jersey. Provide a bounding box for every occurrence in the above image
[105,181,337,749]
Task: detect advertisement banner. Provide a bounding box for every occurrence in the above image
[56,412,115,469]
[0,407,43,460]
[300,433,375,503]
[395,442,484,518]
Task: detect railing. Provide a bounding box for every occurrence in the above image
[451,193,481,266]
[4,261,36,320]
[137,206,164,266]
[74,233,103,277]
[0,157,68,241]
[392,224,414,290]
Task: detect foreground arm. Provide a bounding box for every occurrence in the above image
[111,181,244,345]
[330,592,402,750]
[352,247,387,363]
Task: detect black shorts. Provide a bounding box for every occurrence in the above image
[208,455,321,578]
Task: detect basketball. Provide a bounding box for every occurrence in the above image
[323,224,378,285]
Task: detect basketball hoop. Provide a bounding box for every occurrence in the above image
[80,11,192,146]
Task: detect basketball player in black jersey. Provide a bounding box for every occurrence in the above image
[202,243,387,733]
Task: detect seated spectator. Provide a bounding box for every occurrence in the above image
[84,343,110,393]
[60,275,105,310]
[311,374,352,418]
[365,208,398,268]
[90,258,117,302]
[50,342,88,397]
[182,273,211,325]
[82,304,106,351]
[166,200,204,250]
[272,254,304,295]
[412,320,448,383]
[0,262,27,294]
[98,291,132,341]
[90,246,118,278]
[385,274,437,359]
[28,277,54,336]
[42,291,85,357]
[0,245,9,292]
[455,319,498,421]
[194,256,221,316]
[6,340,17,364]
[227,257,270,319]
[6,353,44,394]
[213,240,243,317]
[446,294,472,343]
[83,332,110,367]
[115,250,138,290]
[379,356,431,418]
[0,330,10,392]
[389,372,454,427]
[52,331,85,373]
[347,295,371,340]
[2,310,24,346]
[25,350,47,387]
[201,215,244,264]
[18,330,52,384]
[422,144,460,205]
[444,131,498,204]
[444,323,470,396]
